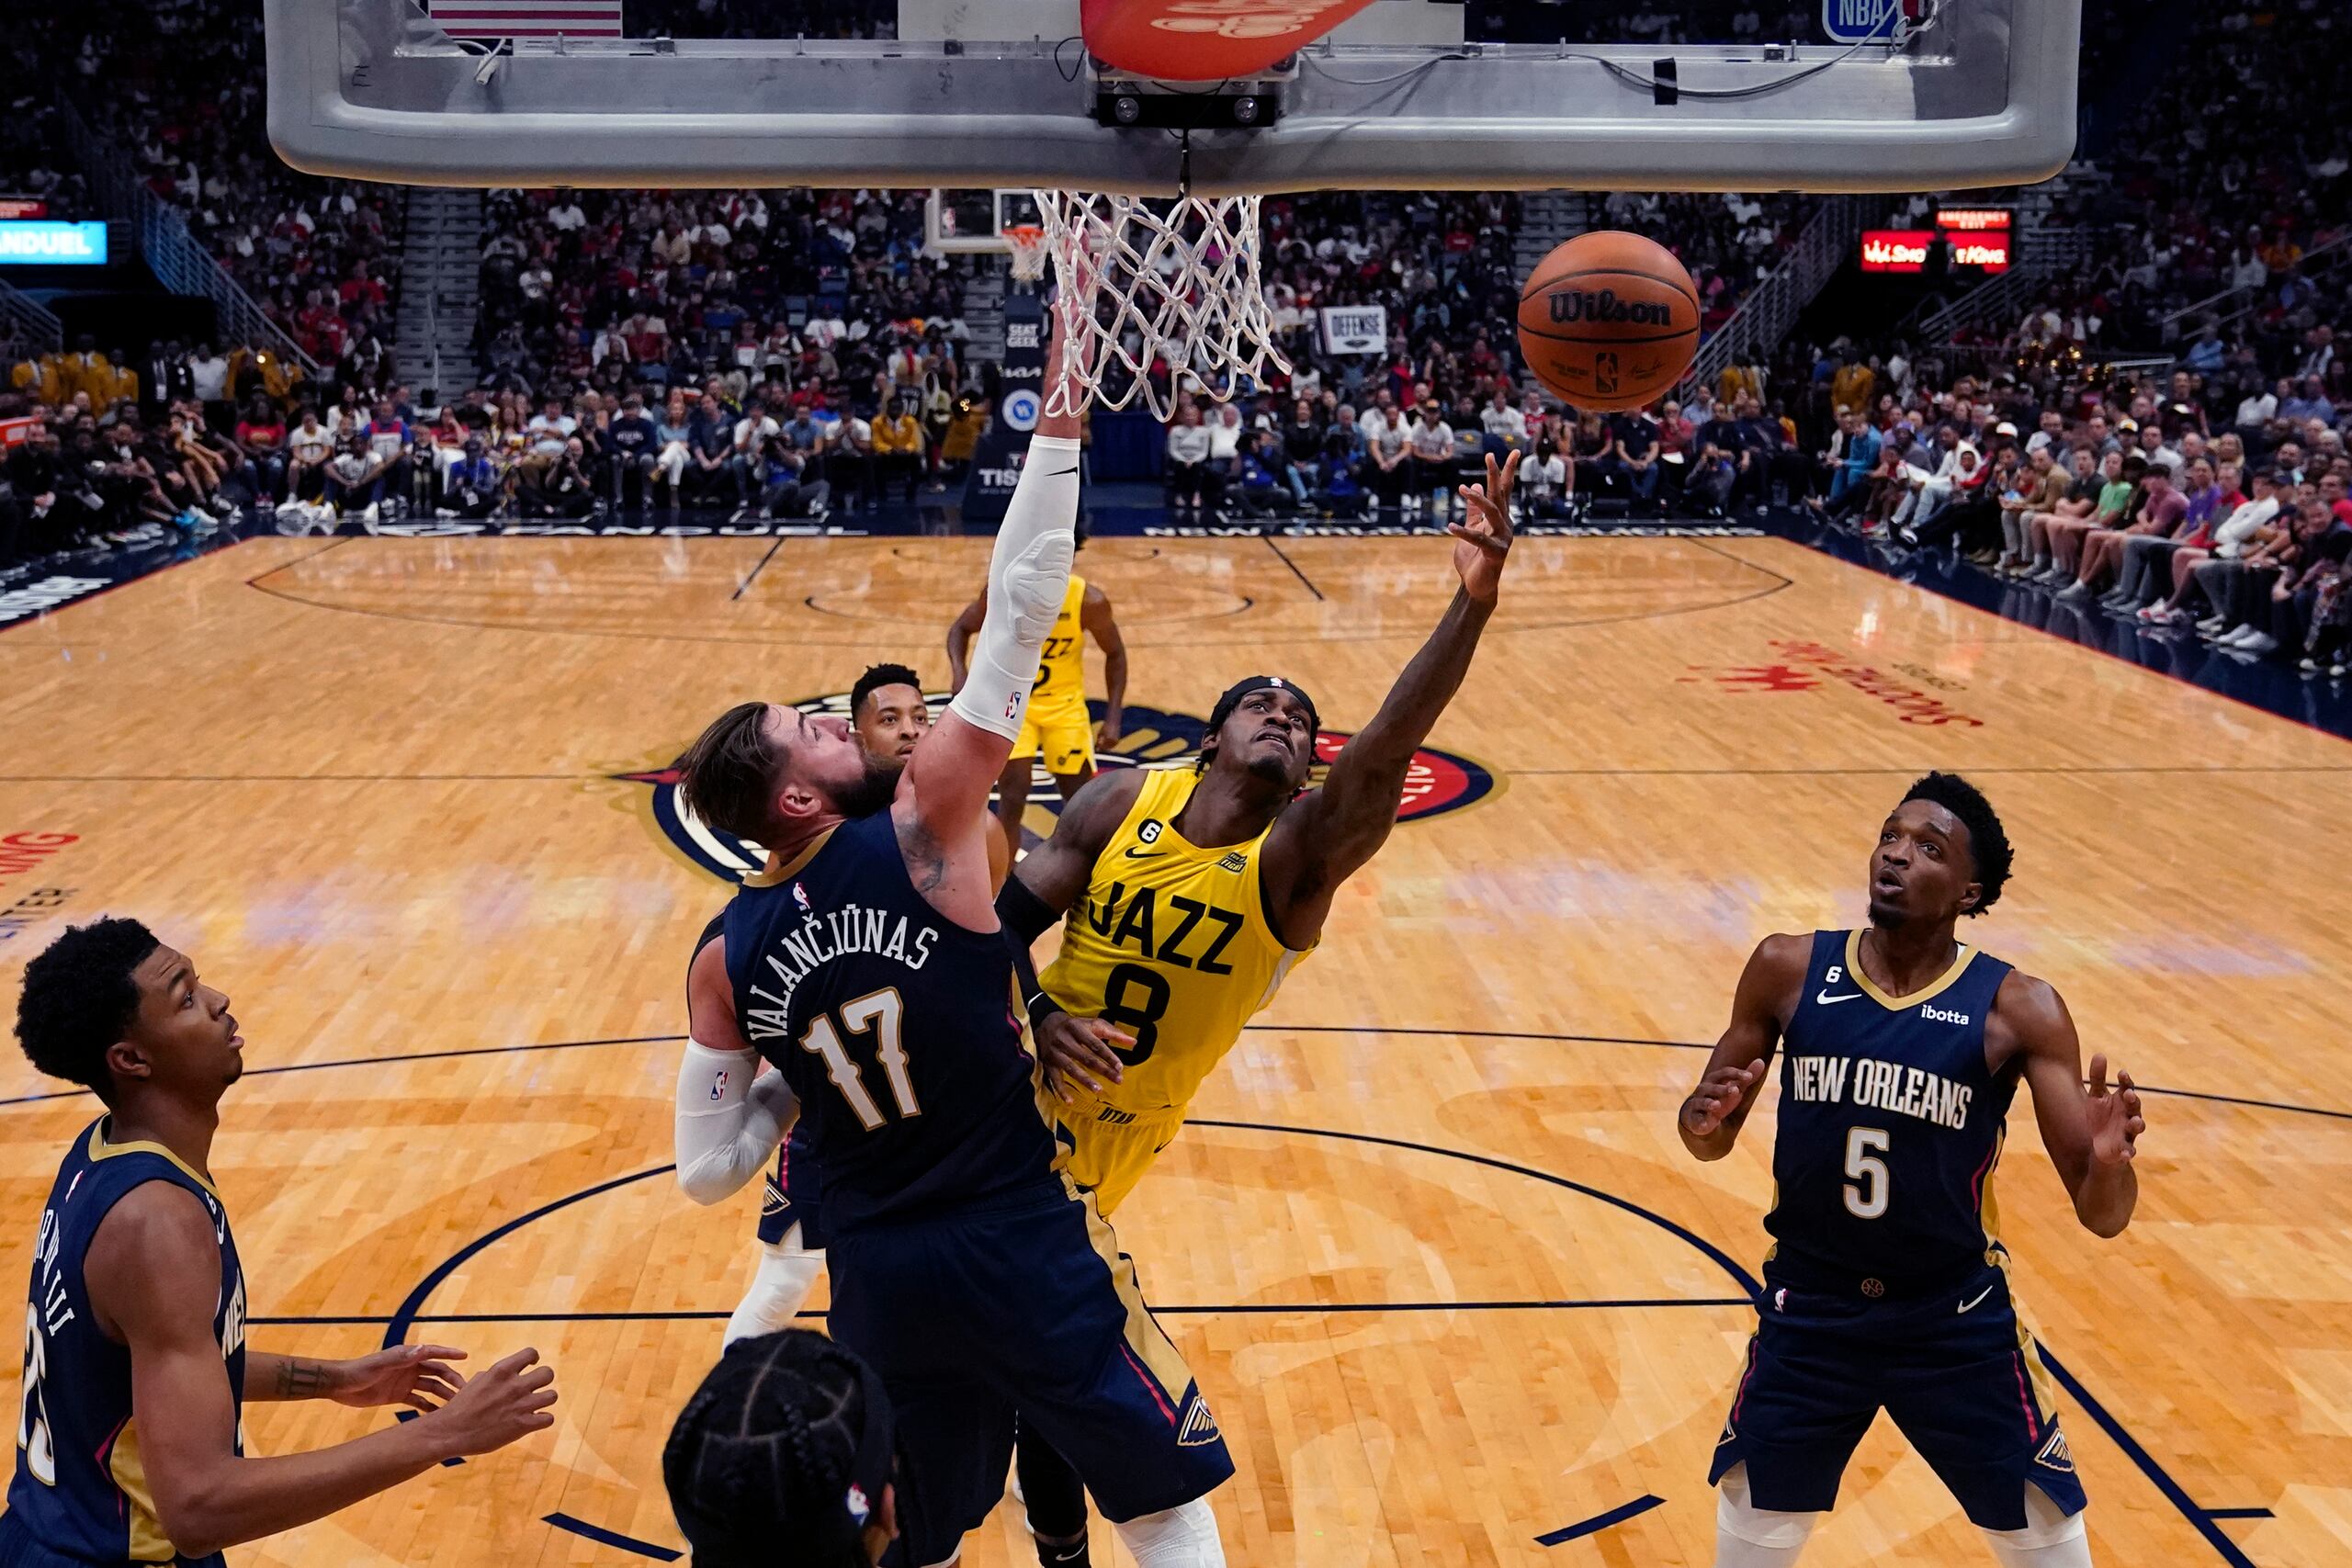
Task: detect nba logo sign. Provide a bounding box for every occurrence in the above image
[792,882,812,913]
[1822,0,1900,43]
[1001,387,1041,434]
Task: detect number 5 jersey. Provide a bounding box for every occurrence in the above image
[1764,929,2019,1292]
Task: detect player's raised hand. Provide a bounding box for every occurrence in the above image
[1679,1060,1766,1138]
[424,1347,558,1456]
[2083,1053,2144,1167]
[328,1343,467,1412]
[1035,1011,1130,1102]
[1451,449,1519,603]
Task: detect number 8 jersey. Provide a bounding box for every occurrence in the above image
[1764,930,2018,1292]
[1036,768,1313,1213]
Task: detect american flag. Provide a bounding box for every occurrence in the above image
[430,0,624,39]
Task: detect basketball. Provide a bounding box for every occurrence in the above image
[1516,231,1701,411]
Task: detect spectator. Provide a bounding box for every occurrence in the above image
[286,408,335,502]
[1406,399,1456,514]
[873,397,926,504]
[2059,462,2185,603]
[233,395,289,501]
[1166,405,1217,514]
[604,392,662,507]
[1521,427,1574,520]
[439,439,507,520]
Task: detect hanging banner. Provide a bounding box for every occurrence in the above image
[961,288,1047,525]
[1318,304,1387,355]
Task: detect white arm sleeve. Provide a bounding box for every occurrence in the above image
[948,433,1081,739]
[673,1040,798,1205]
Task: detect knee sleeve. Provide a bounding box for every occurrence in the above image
[1111,1498,1224,1568]
[720,1235,823,1348]
[1981,1485,2089,1568]
[1714,1464,1821,1566]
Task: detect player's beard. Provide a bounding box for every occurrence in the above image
[832,754,900,818]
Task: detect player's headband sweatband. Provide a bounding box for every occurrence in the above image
[666,1337,899,1568]
[1206,675,1320,740]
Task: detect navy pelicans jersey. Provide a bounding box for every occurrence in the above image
[7,1120,246,1567]
[1765,930,2018,1292]
[722,809,1057,1232]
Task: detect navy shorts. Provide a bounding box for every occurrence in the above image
[828,1184,1232,1563]
[1709,1261,2086,1530]
[755,1127,824,1249]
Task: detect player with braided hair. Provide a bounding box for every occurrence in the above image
[664,1329,904,1568]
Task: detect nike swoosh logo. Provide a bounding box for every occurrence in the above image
[1957,1284,1995,1314]
[1815,989,1863,1005]
[1124,847,1166,860]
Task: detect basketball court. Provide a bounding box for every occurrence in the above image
[4,527,2347,1566]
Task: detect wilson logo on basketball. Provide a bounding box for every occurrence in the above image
[617,694,1498,883]
[1547,289,1678,327]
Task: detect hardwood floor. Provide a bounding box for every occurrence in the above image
[2,532,2345,1566]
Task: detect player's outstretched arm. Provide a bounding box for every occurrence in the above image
[944,595,984,695]
[2004,972,2143,1236]
[1678,934,1805,1160]
[1262,451,1519,946]
[1084,583,1128,746]
[89,1185,556,1558]
[245,1344,466,1411]
[897,303,1087,926]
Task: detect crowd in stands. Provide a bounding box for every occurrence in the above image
[1763,321,2352,673]
[23,0,403,375]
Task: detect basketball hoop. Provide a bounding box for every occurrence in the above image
[1032,189,1289,423]
[1002,223,1049,285]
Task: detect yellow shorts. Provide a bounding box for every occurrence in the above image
[1038,1095,1190,1217]
[1012,705,1095,776]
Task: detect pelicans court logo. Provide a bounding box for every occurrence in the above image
[617,693,1499,882]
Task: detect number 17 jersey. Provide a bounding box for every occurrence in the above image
[1765,930,2018,1293]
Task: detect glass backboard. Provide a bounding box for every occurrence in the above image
[266,0,2080,196]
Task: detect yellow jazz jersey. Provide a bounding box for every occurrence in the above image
[1029,572,1089,716]
[1035,766,1312,1212]
[1012,573,1095,773]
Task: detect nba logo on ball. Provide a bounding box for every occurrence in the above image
[1002,387,1041,433]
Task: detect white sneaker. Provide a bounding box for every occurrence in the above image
[358,502,381,535]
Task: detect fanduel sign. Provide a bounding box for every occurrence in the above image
[0,222,107,265]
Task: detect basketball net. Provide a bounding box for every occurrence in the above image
[1003,223,1049,286]
[1032,190,1290,423]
